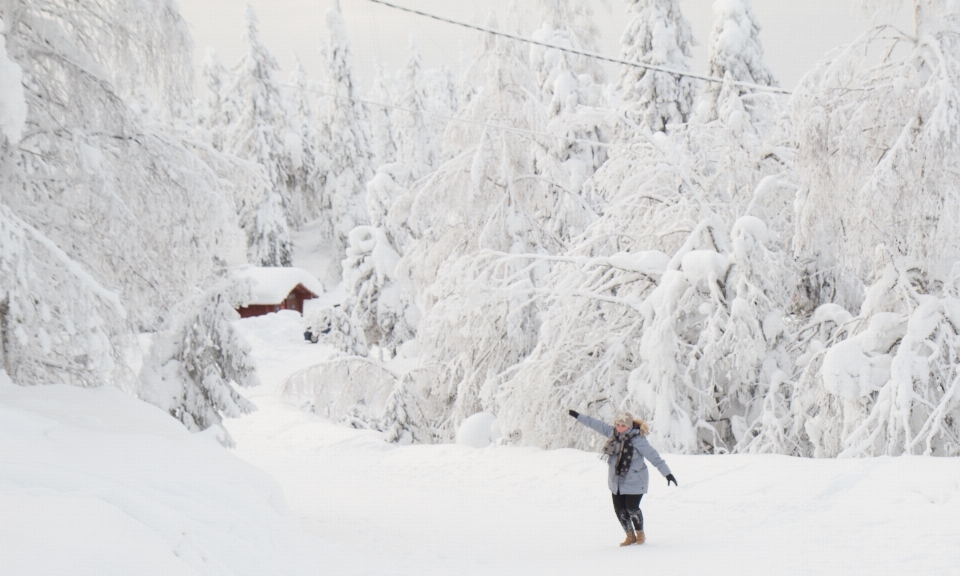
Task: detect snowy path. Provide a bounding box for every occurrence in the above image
[226,313,960,576]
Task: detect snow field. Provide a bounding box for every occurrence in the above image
[227,312,960,576]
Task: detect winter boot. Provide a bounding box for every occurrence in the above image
[619,531,637,546]
[635,530,645,544]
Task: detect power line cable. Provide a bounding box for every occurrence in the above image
[363,0,792,96]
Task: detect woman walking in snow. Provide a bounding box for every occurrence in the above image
[568,410,677,546]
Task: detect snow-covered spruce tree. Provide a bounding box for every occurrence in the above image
[287,55,327,225]
[391,36,447,183]
[1,0,246,331]
[248,192,292,267]
[618,0,699,134]
[697,0,778,122]
[531,0,606,111]
[530,0,611,193]
[140,280,259,446]
[223,6,305,233]
[318,3,374,266]
[202,48,235,151]
[368,62,398,170]
[388,18,592,440]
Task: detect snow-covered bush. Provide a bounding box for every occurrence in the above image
[140,280,259,445]
[772,248,960,457]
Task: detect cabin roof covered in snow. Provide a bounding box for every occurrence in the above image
[236,267,324,304]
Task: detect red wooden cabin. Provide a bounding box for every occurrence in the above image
[235,267,323,318]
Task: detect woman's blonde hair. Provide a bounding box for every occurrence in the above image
[614,413,650,436]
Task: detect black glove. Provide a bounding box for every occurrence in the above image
[666,474,677,486]
[568,410,579,419]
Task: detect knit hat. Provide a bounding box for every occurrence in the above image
[613,413,634,427]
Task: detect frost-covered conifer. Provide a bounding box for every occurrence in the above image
[698,0,777,122]
[202,48,234,150]
[392,37,433,181]
[248,192,293,267]
[530,0,605,112]
[224,7,304,227]
[318,4,373,265]
[618,0,699,133]
[288,56,327,224]
[140,280,259,446]
[530,0,610,193]
[368,62,398,170]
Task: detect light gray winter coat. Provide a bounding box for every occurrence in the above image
[576,414,672,495]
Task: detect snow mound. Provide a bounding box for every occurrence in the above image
[0,380,328,575]
[456,412,502,448]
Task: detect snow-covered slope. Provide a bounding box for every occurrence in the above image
[0,371,335,576]
[226,312,960,576]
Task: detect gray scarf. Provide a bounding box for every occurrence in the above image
[602,428,638,477]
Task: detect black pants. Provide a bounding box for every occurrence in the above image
[611,492,644,533]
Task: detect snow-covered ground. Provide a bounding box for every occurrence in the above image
[3,310,959,575]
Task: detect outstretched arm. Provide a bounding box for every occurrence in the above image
[569,411,613,438]
[634,436,673,480]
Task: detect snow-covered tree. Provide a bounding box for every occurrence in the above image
[248,192,292,267]
[388,19,593,439]
[618,0,699,134]
[202,48,234,150]
[392,36,434,181]
[530,0,606,112]
[529,0,611,193]
[318,4,373,265]
[2,0,246,332]
[140,280,259,446]
[793,1,960,289]
[341,225,417,357]
[368,62,398,169]
[0,204,130,389]
[698,0,778,122]
[768,247,960,457]
[223,7,304,227]
[286,55,327,224]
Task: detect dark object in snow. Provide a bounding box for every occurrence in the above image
[568,409,579,419]
[304,331,314,343]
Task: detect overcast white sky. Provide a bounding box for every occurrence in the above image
[176,0,910,92]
